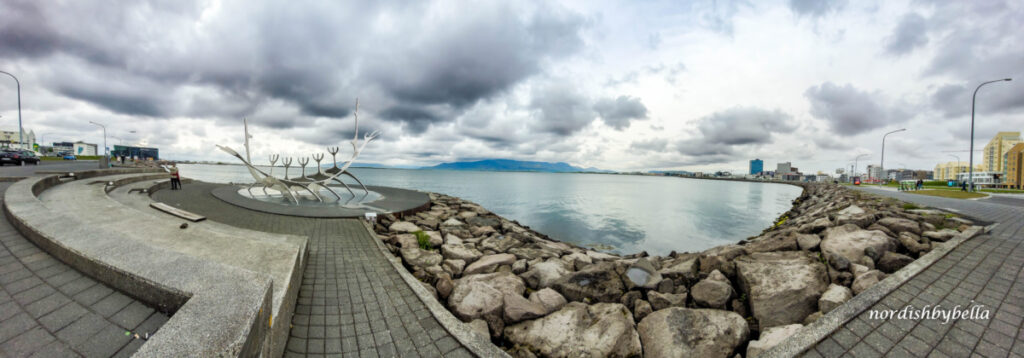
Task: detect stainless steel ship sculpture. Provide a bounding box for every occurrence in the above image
[217,99,380,204]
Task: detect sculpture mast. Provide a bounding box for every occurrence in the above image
[243,118,253,163]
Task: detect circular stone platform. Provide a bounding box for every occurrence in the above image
[211,184,430,218]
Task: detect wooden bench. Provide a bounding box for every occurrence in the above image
[150,202,207,222]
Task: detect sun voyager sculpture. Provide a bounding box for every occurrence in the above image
[217,98,381,205]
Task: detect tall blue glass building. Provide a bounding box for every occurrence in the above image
[750,159,763,175]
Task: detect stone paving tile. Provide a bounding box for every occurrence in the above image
[800,187,1024,357]
[154,183,475,357]
[0,182,170,357]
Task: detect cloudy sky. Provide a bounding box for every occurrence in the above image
[1,0,1021,173]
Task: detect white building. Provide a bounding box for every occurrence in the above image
[0,128,35,150]
[956,171,1002,187]
[73,142,98,156]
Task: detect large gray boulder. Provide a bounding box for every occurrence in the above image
[400,247,443,268]
[821,224,896,265]
[521,259,572,289]
[624,258,664,290]
[897,232,931,257]
[691,270,734,309]
[799,217,831,234]
[835,211,875,228]
[504,302,641,358]
[746,324,803,358]
[463,253,516,275]
[479,235,523,252]
[648,291,687,311]
[658,254,699,284]
[637,308,749,358]
[528,288,568,314]
[699,245,745,279]
[449,272,526,335]
[562,252,592,269]
[466,216,500,228]
[877,251,914,273]
[736,251,829,328]
[552,262,626,303]
[503,294,547,324]
[441,243,483,263]
[875,217,922,235]
[852,270,885,295]
[923,229,959,242]
[442,259,465,276]
[818,284,852,314]
[742,230,799,255]
[389,221,421,233]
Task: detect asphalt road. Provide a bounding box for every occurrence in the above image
[0,161,102,178]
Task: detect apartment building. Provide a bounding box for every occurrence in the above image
[983,131,1021,174]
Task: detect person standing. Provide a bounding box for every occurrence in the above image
[170,164,182,190]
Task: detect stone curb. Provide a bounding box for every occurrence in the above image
[359,220,512,358]
[761,224,990,357]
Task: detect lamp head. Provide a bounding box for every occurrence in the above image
[1005,78,1013,81]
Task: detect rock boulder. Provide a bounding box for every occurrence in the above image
[746,324,803,358]
[877,251,914,273]
[528,288,568,314]
[463,253,516,275]
[504,302,641,358]
[521,259,572,289]
[648,291,687,311]
[552,262,626,303]
[876,217,922,235]
[818,284,852,314]
[637,308,749,358]
[691,270,734,309]
[821,224,896,265]
[389,221,421,233]
[736,251,829,328]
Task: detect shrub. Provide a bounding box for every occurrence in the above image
[414,230,432,250]
[902,203,920,210]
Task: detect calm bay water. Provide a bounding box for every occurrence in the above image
[179,164,802,255]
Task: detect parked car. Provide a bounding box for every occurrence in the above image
[0,150,40,166]
[0,150,18,166]
[18,151,40,165]
[63,153,77,160]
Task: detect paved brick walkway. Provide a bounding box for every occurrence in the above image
[0,182,169,357]
[802,187,1024,357]
[153,183,474,358]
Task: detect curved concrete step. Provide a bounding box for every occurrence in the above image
[4,170,306,357]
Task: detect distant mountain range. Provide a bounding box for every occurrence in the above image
[423,159,613,173]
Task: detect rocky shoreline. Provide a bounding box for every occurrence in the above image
[370,183,982,357]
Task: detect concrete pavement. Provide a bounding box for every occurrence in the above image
[154,183,477,358]
[0,182,169,357]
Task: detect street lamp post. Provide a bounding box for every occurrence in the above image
[854,154,869,182]
[880,128,907,186]
[88,121,107,168]
[968,78,1012,191]
[0,71,22,150]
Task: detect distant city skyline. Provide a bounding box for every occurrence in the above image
[0,1,1022,174]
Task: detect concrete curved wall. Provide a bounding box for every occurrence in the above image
[4,169,277,357]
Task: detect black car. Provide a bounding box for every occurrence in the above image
[0,150,40,166]
[0,150,19,166]
[18,151,40,165]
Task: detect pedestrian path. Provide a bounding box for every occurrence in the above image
[153,183,475,358]
[801,187,1024,357]
[0,182,169,357]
